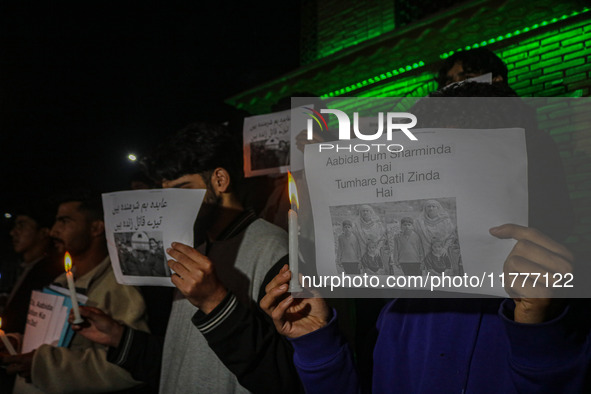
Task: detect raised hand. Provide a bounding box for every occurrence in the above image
[260,264,331,338]
[490,224,574,324]
[69,306,124,347]
[167,242,227,314]
[2,351,35,381]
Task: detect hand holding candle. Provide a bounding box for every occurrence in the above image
[288,172,303,293]
[64,252,84,324]
[0,318,17,355]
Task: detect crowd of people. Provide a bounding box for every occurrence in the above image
[0,48,589,394]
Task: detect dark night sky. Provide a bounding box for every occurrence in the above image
[0,2,301,210]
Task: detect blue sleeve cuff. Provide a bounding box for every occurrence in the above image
[288,309,344,366]
[499,299,581,368]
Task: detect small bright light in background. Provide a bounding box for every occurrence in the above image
[4,213,12,219]
[128,154,137,162]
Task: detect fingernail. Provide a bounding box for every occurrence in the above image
[166,248,173,253]
[282,270,290,278]
[279,284,288,291]
[489,226,500,235]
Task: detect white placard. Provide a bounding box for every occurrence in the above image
[303,128,528,297]
[102,189,205,286]
[22,291,64,353]
[243,109,291,177]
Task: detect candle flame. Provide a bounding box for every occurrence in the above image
[64,252,72,272]
[288,172,299,210]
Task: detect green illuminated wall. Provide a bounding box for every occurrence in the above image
[319,9,591,99]
[227,1,591,256]
[501,17,591,97]
[301,0,395,64]
[327,18,591,251]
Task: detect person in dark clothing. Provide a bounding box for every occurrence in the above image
[260,81,587,393]
[70,122,302,394]
[436,47,508,88]
[0,203,61,393]
[2,203,61,334]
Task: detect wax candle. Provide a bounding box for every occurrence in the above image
[0,318,17,355]
[64,252,84,324]
[288,172,302,293]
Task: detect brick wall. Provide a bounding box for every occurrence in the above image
[324,17,591,256]
[492,19,591,256]
[503,18,591,97]
[231,4,591,258]
[301,0,395,64]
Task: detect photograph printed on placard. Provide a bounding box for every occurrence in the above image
[114,231,169,277]
[249,137,290,171]
[329,198,463,277]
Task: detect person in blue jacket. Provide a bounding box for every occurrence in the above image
[262,224,589,393]
[260,81,590,393]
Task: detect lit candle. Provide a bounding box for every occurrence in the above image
[288,172,303,293]
[0,318,17,355]
[64,252,84,324]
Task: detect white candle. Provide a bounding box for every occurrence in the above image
[0,331,17,355]
[288,172,302,293]
[0,319,17,355]
[64,252,84,324]
[288,208,302,292]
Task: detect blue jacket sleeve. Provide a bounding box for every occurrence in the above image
[500,299,591,393]
[288,311,361,394]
